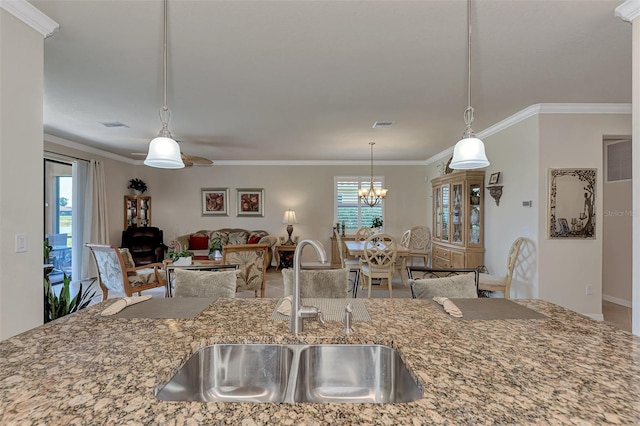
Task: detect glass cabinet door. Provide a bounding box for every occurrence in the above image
[469,184,481,245]
[442,185,449,241]
[452,183,463,244]
[434,187,442,239]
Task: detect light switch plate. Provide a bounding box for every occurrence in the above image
[15,234,27,253]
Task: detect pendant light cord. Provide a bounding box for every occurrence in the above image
[159,0,171,130]
[463,0,474,133]
[369,142,374,182]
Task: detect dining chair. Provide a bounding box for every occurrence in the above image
[408,226,431,267]
[395,229,411,286]
[360,233,397,298]
[334,229,361,297]
[222,243,270,297]
[354,227,373,242]
[86,243,167,301]
[173,269,238,298]
[478,237,525,299]
[282,267,351,298]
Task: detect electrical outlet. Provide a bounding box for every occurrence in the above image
[586,285,593,295]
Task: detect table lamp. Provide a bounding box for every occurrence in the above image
[282,209,298,245]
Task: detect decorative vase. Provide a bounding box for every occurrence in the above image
[133,189,142,196]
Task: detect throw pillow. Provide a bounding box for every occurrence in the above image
[409,273,478,299]
[173,269,238,298]
[118,248,137,276]
[189,235,209,250]
[281,267,350,298]
[228,231,249,245]
[247,235,262,244]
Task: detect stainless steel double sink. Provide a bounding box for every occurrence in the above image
[155,344,423,403]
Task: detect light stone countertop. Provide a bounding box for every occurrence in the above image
[1,298,639,425]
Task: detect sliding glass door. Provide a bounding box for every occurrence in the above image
[44,159,73,284]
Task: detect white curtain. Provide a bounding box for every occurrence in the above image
[72,160,110,282]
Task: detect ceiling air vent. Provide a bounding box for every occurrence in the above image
[372,121,394,129]
[100,121,129,128]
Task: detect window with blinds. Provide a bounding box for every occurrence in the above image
[335,176,384,232]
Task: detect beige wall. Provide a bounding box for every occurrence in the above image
[43,143,430,265]
[538,113,631,317]
[603,178,632,306]
[426,111,631,319]
[482,116,540,299]
[0,10,46,339]
[146,163,429,262]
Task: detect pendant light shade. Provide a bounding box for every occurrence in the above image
[358,142,388,208]
[451,135,489,169]
[450,0,489,170]
[144,0,184,169]
[145,136,184,169]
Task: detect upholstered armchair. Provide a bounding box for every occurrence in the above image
[222,243,270,297]
[121,226,167,266]
[86,243,167,300]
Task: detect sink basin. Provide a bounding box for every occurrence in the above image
[156,344,422,403]
[293,344,422,403]
[155,344,294,402]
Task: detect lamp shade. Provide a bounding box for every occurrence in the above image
[282,209,297,225]
[450,136,490,170]
[144,136,185,169]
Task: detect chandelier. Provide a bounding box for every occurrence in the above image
[450,0,489,170]
[144,0,184,169]
[358,142,388,208]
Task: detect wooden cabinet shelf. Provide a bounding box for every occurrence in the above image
[431,171,484,269]
[124,195,151,229]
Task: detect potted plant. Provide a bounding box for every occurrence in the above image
[371,216,384,230]
[209,236,223,259]
[128,178,148,195]
[43,239,53,264]
[167,248,191,262]
[44,273,96,323]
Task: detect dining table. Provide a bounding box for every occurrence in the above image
[344,240,410,286]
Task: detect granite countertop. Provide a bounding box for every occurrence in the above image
[1,298,640,424]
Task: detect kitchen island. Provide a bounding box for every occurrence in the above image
[1,298,639,424]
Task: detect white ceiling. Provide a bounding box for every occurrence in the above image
[31,0,632,163]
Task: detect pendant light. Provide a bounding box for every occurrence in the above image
[144,0,184,169]
[450,0,489,170]
[358,142,388,208]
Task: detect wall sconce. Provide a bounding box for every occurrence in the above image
[486,185,503,206]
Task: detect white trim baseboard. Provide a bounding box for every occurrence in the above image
[603,294,632,308]
[585,313,605,322]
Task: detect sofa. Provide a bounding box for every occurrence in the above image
[168,228,277,265]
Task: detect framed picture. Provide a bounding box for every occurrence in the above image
[548,168,596,239]
[488,172,500,185]
[236,188,264,217]
[201,188,229,216]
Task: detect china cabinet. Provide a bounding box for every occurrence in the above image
[124,195,151,229]
[431,170,484,268]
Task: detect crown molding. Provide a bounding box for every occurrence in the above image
[426,103,632,166]
[478,103,631,140]
[0,0,59,38]
[616,0,640,23]
[44,134,138,165]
